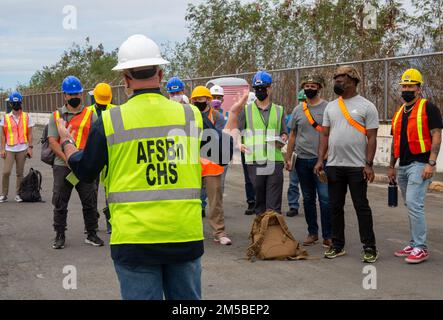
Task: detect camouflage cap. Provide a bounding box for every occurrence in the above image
[301,74,325,88]
[333,65,361,84]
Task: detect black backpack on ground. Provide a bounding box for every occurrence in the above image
[19,168,42,202]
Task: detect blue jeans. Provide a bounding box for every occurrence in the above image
[287,169,300,210]
[397,162,431,249]
[295,158,331,239]
[114,258,202,300]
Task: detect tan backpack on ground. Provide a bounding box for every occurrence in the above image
[247,210,309,261]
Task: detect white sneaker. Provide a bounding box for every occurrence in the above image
[15,195,23,203]
[0,195,7,203]
[214,236,232,245]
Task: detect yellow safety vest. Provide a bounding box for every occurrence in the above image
[244,102,284,164]
[101,93,203,245]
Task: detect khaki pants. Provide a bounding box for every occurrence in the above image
[2,150,27,196]
[203,175,226,238]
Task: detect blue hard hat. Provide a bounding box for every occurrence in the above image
[166,76,185,93]
[9,91,23,103]
[62,76,83,94]
[252,71,272,88]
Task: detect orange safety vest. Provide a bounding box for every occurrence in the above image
[54,107,93,150]
[302,102,323,133]
[392,98,431,159]
[338,97,367,135]
[201,107,225,177]
[3,112,29,146]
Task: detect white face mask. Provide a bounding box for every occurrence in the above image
[170,95,183,103]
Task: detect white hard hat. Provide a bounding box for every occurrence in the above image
[113,34,170,71]
[210,85,224,96]
[247,92,256,105]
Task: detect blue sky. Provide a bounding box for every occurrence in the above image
[0,0,413,90]
[0,0,214,90]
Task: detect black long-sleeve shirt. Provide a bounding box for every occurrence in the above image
[67,88,233,266]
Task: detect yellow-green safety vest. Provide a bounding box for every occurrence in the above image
[244,102,284,164]
[87,104,116,184]
[101,93,203,245]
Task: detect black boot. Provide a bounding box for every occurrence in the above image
[286,208,299,217]
[245,201,255,215]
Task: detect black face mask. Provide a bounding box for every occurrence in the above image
[304,89,318,100]
[401,91,416,103]
[255,87,269,101]
[11,103,22,111]
[96,103,107,110]
[194,101,208,112]
[68,98,82,108]
[333,83,345,96]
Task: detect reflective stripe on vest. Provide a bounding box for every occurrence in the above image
[244,102,284,163]
[338,97,367,135]
[54,107,93,150]
[4,112,28,146]
[101,94,203,245]
[302,102,323,133]
[392,98,430,158]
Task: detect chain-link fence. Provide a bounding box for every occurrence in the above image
[9,52,443,122]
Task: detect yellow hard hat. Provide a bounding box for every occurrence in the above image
[93,83,113,105]
[399,69,423,85]
[191,86,213,101]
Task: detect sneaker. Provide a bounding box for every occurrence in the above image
[15,195,23,203]
[324,247,346,259]
[405,248,429,264]
[362,247,379,263]
[245,202,255,215]
[52,232,65,249]
[286,208,299,217]
[322,239,333,248]
[0,195,7,203]
[394,245,414,257]
[85,232,104,247]
[214,236,232,245]
[303,234,319,246]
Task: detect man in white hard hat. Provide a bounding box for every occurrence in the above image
[209,85,225,115]
[54,34,231,300]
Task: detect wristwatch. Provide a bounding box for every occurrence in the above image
[366,160,374,167]
[61,139,75,152]
[428,160,437,167]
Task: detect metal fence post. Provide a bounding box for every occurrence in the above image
[295,69,300,106]
[384,59,389,122]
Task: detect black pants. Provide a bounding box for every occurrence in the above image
[241,152,255,204]
[247,163,284,215]
[327,166,376,250]
[52,165,99,233]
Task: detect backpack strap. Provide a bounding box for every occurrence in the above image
[247,212,272,261]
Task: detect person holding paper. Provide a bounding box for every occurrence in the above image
[285,75,331,248]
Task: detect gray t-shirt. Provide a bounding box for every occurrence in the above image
[237,103,287,135]
[289,100,328,159]
[48,105,98,167]
[323,95,379,167]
